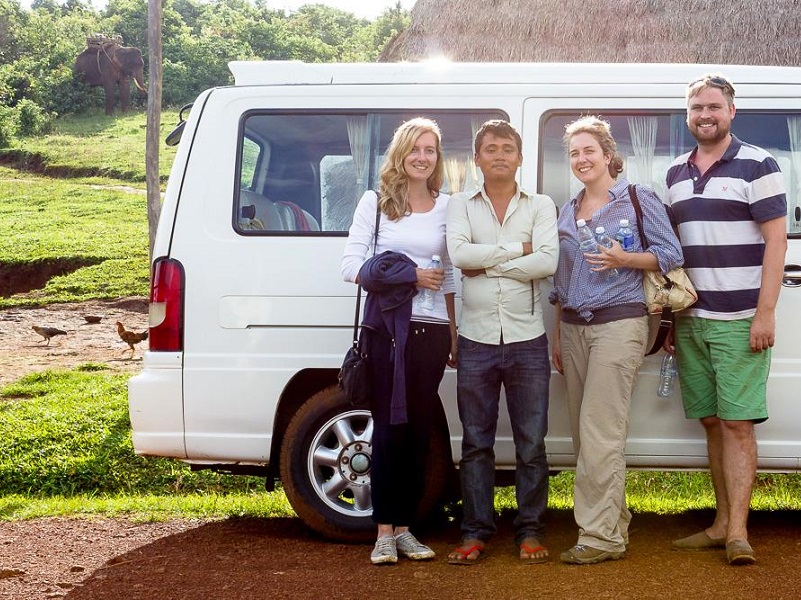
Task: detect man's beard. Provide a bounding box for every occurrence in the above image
[691,121,730,145]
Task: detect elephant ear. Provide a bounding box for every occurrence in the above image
[110,46,125,70]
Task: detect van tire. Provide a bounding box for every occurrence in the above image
[280,384,450,543]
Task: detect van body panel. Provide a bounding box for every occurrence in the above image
[128,351,185,457]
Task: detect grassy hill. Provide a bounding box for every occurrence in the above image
[0,111,178,307]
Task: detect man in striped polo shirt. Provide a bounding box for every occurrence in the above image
[665,74,787,566]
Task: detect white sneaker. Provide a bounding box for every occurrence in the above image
[370,535,398,565]
[394,531,435,560]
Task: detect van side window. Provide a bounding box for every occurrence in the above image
[235,111,505,234]
[540,111,801,236]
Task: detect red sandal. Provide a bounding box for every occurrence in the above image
[519,540,549,564]
[447,542,486,565]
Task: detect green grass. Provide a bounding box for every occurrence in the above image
[0,368,295,521]
[0,170,150,306]
[497,470,801,514]
[4,110,179,183]
[0,369,264,496]
[0,111,182,308]
[0,493,295,522]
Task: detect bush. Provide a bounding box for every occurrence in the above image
[47,75,103,115]
[0,106,16,148]
[15,99,55,137]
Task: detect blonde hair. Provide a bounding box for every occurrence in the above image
[687,72,736,107]
[378,118,443,221]
[564,116,624,179]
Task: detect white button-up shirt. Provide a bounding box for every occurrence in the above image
[447,185,558,344]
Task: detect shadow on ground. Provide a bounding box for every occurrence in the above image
[65,509,801,600]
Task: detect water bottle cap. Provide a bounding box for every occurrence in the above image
[431,254,441,261]
[576,219,587,227]
[620,219,630,227]
[595,226,605,234]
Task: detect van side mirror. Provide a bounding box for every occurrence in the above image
[165,103,194,147]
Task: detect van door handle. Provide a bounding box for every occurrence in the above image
[784,264,801,287]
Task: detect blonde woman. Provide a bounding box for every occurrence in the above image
[341,118,457,565]
[550,116,683,564]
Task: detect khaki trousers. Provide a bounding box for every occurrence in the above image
[560,316,648,552]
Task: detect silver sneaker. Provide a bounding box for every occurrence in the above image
[394,531,435,560]
[371,535,398,565]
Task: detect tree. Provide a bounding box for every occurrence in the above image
[0,0,25,65]
[371,2,410,56]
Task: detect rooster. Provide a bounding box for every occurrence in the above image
[116,321,149,357]
[32,325,67,346]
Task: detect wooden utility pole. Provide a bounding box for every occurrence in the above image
[146,0,163,263]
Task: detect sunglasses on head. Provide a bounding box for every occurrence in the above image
[688,75,735,95]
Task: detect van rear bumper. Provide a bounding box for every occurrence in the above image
[128,351,186,458]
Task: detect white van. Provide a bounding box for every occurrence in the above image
[129,61,801,541]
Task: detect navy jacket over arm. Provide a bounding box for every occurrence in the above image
[358,250,419,424]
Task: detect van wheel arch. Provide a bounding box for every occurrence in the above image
[268,369,337,485]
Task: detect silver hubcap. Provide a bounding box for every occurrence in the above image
[307,410,373,517]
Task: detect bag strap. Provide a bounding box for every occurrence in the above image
[351,192,381,347]
[628,184,672,355]
[628,184,649,248]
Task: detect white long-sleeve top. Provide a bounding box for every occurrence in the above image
[341,190,455,323]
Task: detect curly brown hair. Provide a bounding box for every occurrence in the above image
[563,116,624,179]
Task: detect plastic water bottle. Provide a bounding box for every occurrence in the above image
[418,254,442,311]
[657,353,677,397]
[616,219,635,252]
[576,219,598,254]
[594,226,619,278]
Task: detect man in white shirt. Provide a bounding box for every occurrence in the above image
[446,120,558,565]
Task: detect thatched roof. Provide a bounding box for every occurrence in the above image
[380,0,801,65]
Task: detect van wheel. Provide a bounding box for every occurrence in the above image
[280,385,450,543]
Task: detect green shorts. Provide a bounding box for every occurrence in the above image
[674,317,770,422]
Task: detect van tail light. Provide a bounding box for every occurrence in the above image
[148,257,185,352]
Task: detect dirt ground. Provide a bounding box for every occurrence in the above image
[1,300,800,599]
[0,298,149,388]
[1,509,801,600]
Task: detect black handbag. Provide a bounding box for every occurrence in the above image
[338,197,381,408]
[338,332,371,409]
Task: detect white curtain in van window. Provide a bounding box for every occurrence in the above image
[787,116,801,226]
[468,116,484,190]
[627,116,658,190]
[347,116,370,192]
[444,155,468,193]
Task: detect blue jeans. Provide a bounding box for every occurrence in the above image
[456,334,550,545]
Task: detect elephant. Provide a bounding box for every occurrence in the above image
[74,42,147,115]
